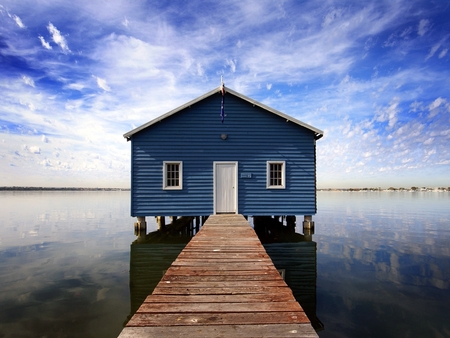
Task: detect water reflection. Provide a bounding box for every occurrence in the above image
[254,216,324,332]
[318,236,450,290]
[126,217,196,324]
[0,191,135,338]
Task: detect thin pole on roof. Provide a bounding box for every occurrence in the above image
[220,76,225,123]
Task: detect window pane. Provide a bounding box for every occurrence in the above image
[166,163,179,187]
[270,163,283,186]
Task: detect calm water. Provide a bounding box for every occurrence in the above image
[0,191,449,337]
[314,191,450,338]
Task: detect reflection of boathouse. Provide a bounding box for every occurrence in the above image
[127,242,187,321]
[254,216,323,331]
[125,218,195,323]
[264,242,323,331]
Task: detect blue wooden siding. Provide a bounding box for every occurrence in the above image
[130,92,317,216]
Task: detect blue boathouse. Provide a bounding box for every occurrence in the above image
[124,86,323,221]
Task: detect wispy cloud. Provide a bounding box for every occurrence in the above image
[38,35,52,50]
[418,19,430,37]
[426,43,441,60]
[93,76,111,92]
[21,75,35,87]
[47,22,70,53]
[226,59,237,73]
[438,48,448,58]
[11,14,26,28]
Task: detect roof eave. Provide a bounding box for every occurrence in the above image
[123,87,220,140]
[225,87,324,138]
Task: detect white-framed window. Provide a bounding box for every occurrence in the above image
[267,161,285,189]
[163,161,183,190]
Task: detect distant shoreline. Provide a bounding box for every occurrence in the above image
[1,187,447,192]
[0,187,130,191]
[318,187,449,192]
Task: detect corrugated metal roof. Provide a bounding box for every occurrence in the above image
[123,86,324,140]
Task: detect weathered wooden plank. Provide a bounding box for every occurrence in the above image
[119,324,318,338]
[143,293,297,303]
[194,233,255,236]
[171,258,274,265]
[194,233,256,237]
[188,241,261,245]
[179,248,267,252]
[127,311,310,326]
[174,256,272,261]
[161,272,282,282]
[191,234,258,237]
[166,263,275,271]
[177,252,272,264]
[177,251,270,258]
[182,247,266,252]
[156,280,288,288]
[191,232,258,236]
[151,286,292,295]
[137,301,303,313]
[163,268,279,276]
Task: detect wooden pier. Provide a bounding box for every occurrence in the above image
[119,214,318,337]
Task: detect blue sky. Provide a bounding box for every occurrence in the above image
[1,0,449,189]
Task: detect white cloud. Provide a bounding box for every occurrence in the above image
[409,101,424,113]
[428,97,449,118]
[196,62,204,76]
[322,8,344,28]
[226,59,237,73]
[400,26,413,38]
[11,14,26,28]
[417,19,430,37]
[29,146,41,154]
[438,48,448,58]
[66,83,86,91]
[266,83,272,90]
[423,137,434,145]
[38,35,52,50]
[22,145,41,154]
[428,97,446,110]
[39,159,52,167]
[47,22,70,53]
[21,75,35,87]
[376,98,400,128]
[94,76,111,92]
[425,43,440,60]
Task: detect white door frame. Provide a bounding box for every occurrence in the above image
[213,161,238,214]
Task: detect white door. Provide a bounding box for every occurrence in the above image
[214,162,237,214]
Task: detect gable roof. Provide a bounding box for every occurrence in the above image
[123,86,324,140]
